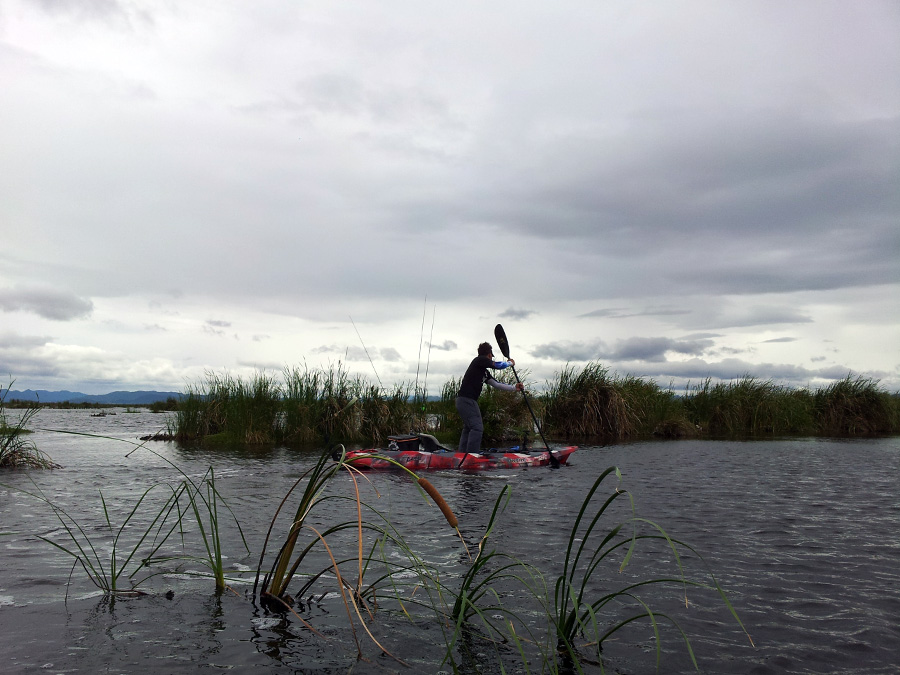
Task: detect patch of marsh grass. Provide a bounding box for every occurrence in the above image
[172,363,899,447]
[542,363,641,440]
[433,467,752,673]
[19,477,183,595]
[814,374,898,435]
[9,429,250,595]
[1,381,57,469]
[682,376,816,436]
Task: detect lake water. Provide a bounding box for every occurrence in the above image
[1,409,898,674]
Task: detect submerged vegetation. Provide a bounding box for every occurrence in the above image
[168,364,899,446]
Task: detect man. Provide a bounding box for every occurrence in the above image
[456,341,524,454]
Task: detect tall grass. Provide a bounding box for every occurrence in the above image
[176,364,426,446]
[552,467,751,667]
[814,374,898,435]
[169,364,899,446]
[682,376,815,436]
[542,363,642,439]
[1,381,57,469]
[19,478,183,594]
[430,467,752,672]
[10,429,251,594]
[539,365,898,441]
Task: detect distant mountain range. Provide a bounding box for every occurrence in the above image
[2,389,184,405]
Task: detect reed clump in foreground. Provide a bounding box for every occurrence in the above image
[1,381,57,469]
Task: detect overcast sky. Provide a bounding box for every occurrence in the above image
[1,0,898,396]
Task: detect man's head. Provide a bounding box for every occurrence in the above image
[478,342,493,357]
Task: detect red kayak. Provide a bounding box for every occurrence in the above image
[340,433,577,470]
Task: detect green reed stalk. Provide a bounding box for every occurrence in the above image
[441,485,553,672]
[1,380,56,469]
[14,427,250,592]
[145,465,250,590]
[256,448,344,600]
[551,467,753,668]
[15,477,183,594]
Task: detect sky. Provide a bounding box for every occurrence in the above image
[1,0,898,396]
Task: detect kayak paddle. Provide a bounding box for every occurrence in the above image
[494,323,560,468]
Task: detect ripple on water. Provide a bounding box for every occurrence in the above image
[1,426,899,674]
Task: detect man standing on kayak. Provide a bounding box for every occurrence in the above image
[456,342,524,454]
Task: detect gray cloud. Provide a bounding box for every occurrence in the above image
[343,346,372,362]
[499,308,538,320]
[701,306,814,329]
[380,347,402,362]
[0,2,896,394]
[203,323,226,337]
[612,337,714,362]
[762,337,798,343]
[530,335,714,363]
[578,307,690,319]
[314,344,399,363]
[454,114,899,300]
[427,340,457,351]
[0,333,53,349]
[32,0,154,28]
[623,358,888,391]
[530,339,607,362]
[0,286,93,321]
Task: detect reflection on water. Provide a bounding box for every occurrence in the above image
[1,409,899,673]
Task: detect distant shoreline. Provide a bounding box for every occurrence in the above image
[1,389,183,406]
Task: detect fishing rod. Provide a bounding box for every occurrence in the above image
[414,295,427,405]
[349,315,382,389]
[422,305,436,409]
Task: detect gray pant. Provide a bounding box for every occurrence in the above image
[456,396,483,454]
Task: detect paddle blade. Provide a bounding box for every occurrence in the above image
[494,324,511,359]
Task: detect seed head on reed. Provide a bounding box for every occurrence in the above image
[417,477,458,529]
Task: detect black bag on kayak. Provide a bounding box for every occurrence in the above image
[387,434,419,452]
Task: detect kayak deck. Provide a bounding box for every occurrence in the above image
[340,434,577,470]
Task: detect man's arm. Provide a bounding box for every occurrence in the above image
[485,377,524,392]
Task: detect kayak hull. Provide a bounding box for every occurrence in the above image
[341,446,577,470]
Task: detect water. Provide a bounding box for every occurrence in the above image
[1,409,898,673]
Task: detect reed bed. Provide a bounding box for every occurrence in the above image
[539,366,898,441]
[541,363,660,440]
[175,364,424,446]
[814,374,899,435]
[164,364,900,446]
[682,376,815,436]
